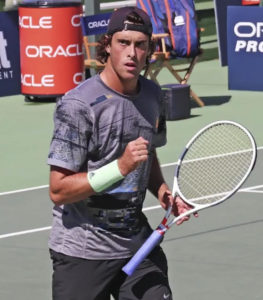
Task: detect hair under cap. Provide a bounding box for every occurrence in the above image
[107,6,153,36]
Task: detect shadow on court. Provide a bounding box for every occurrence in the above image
[191,95,232,108]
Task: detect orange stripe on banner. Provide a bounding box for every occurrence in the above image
[146,0,158,29]
[139,0,158,30]
[138,0,147,13]
[164,0,175,49]
[186,11,191,56]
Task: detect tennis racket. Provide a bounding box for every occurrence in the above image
[122,120,257,276]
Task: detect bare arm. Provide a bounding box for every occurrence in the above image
[49,166,94,205]
[49,137,149,206]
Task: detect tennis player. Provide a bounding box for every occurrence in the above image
[47,7,194,300]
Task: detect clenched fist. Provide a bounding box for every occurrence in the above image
[118,137,149,176]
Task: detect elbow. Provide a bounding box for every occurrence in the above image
[49,188,65,206]
[49,167,69,205]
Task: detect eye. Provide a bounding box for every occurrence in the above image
[119,39,129,46]
[135,41,147,50]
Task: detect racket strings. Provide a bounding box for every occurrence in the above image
[177,123,255,205]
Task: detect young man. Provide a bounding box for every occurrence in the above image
[47,6,195,300]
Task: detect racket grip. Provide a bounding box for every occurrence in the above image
[122,230,163,276]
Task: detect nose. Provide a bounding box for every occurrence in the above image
[127,43,136,58]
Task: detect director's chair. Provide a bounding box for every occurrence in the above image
[138,0,204,107]
[80,12,112,72]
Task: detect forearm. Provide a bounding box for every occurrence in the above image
[49,167,95,205]
[147,150,168,198]
[50,137,149,205]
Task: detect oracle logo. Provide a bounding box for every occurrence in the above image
[21,73,54,87]
[19,6,83,94]
[71,14,81,27]
[233,22,263,53]
[73,72,83,85]
[234,22,263,38]
[19,16,52,29]
[25,44,83,58]
[88,19,109,29]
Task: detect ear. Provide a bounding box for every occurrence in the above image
[106,44,111,54]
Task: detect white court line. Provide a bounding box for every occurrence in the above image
[0,205,161,240]
[239,184,263,192]
[1,182,262,240]
[142,204,161,211]
[242,190,263,194]
[0,146,262,240]
[0,185,49,197]
[1,146,263,197]
[0,226,51,239]
[0,185,262,240]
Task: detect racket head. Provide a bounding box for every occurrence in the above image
[173,120,257,208]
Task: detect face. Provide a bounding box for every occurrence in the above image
[106,30,150,81]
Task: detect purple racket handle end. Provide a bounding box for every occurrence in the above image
[122,230,163,276]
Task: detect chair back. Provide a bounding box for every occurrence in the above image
[80,13,112,36]
[137,0,200,58]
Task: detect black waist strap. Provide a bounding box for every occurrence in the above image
[84,191,146,236]
[86,206,142,235]
[86,190,146,209]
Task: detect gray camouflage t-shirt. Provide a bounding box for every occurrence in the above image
[47,74,166,259]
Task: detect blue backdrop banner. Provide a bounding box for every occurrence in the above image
[0,10,21,97]
[81,12,112,36]
[227,6,263,90]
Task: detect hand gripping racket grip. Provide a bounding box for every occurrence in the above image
[122,230,163,276]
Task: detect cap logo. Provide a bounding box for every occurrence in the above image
[122,20,151,35]
[124,20,141,31]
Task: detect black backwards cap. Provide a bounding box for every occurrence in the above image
[107,6,153,36]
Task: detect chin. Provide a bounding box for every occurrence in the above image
[123,71,140,80]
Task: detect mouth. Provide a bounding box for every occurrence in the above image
[125,61,137,71]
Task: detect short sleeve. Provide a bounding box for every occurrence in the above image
[47,96,94,172]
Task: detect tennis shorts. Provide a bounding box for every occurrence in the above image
[50,246,173,300]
